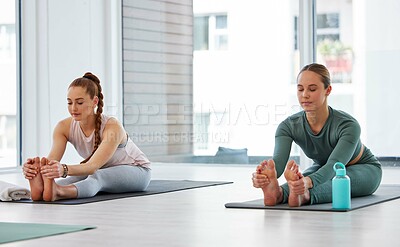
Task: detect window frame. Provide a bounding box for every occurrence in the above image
[194,13,228,51]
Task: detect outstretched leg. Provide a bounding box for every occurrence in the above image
[28,157,44,201]
[42,157,77,201]
[41,157,55,201]
[259,160,283,206]
[73,165,151,198]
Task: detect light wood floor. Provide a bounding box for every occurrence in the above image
[0,163,399,247]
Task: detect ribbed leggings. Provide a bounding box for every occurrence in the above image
[280,162,382,205]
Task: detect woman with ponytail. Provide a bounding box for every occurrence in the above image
[22,72,151,201]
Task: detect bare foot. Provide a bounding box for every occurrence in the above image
[260,160,283,206]
[284,161,301,207]
[42,158,78,201]
[41,157,58,202]
[284,161,309,207]
[29,157,44,201]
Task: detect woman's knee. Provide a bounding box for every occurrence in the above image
[349,165,382,197]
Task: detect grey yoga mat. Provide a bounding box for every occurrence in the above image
[225,184,400,212]
[11,180,232,205]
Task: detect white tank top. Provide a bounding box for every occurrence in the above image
[68,114,150,168]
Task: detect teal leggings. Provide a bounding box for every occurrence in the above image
[280,162,382,205]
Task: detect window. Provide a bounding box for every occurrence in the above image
[317,13,339,27]
[194,14,228,51]
[294,13,340,49]
[316,12,351,84]
[316,0,399,158]
[316,13,341,46]
[193,113,210,150]
[194,16,208,50]
[0,0,18,168]
[193,2,300,157]
[122,0,400,164]
[214,15,228,50]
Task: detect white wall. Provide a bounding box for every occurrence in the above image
[20,0,122,164]
[361,0,400,156]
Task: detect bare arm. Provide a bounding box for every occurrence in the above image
[23,118,69,179]
[47,118,70,161]
[42,117,126,178]
[72,118,125,175]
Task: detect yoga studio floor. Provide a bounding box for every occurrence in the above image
[1,163,400,247]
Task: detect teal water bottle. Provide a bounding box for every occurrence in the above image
[332,162,351,210]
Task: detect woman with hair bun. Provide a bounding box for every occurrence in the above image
[252,63,381,207]
[22,72,151,201]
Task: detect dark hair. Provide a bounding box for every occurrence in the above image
[297,63,331,89]
[69,72,104,164]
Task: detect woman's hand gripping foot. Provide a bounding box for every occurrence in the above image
[284,160,311,207]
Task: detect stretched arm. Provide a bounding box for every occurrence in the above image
[272,121,294,178]
[43,118,126,178]
[308,121,361,186]
[47,119,69,162]
[23,119,69,179]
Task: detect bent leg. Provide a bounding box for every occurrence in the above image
[347,163,382,197]
[308,163,382,204]
[42,157,78,201]
[280,163,321,204]
[74,165,151,198]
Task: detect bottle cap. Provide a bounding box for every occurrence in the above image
[333,162,346,176]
